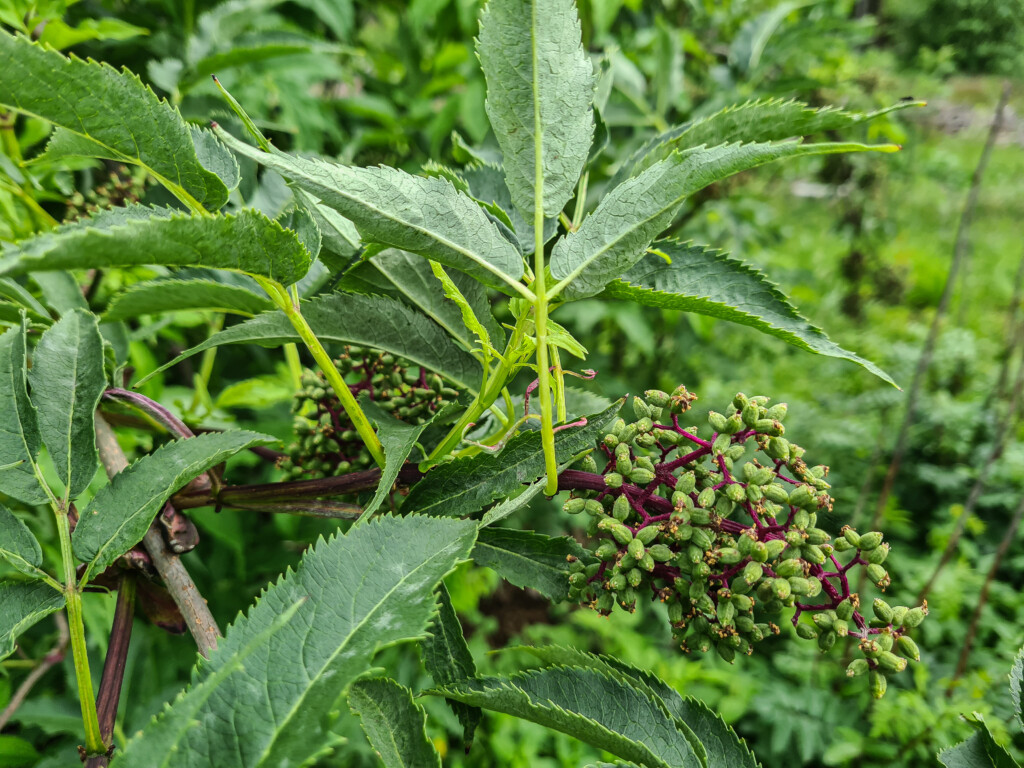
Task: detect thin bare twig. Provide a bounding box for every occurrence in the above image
[0,614,70,732]
[94,415,220,657]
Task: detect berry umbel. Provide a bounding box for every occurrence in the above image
[563,386,926,697]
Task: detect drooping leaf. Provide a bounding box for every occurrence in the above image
[602,241,896,386]
[104,279,275,321]
[113,514,478,768]
[430,666,704,768]
[422,583,481,747]
[356,398,430,521]
[0,207,311,286]
[0,581,65,662]
[0,320,46,506]
[29,309,106,500]
[214,129,528,296]
[348,678,442,768]
[550,140,897,301]
[31,271,88,315]
[72,431,277,582]
[477,0,595,218]
[0,279,49,322]
[0,31,229,210]
[616,97,920,183]
[1011,645,1023,730]
[403,401,622,518]
[472,528,592,601]
[138,292,483,393]
[0,505,43,577]
[521,646,760,768]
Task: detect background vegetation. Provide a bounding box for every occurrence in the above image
[0,0,1022,766]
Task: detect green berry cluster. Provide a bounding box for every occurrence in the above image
[279,347,459,479]
[562,386,926,696]
[64,165,153,221]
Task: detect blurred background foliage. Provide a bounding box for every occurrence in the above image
[0,0,1022,766]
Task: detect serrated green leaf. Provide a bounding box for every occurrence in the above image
[114,514,478,768]
[29,309,105,500]
[430,666,703,768]
[938,714,1019,768]
[1011,646,1023,731]
[357,399,430,521]
[31,271,88,315]
[422,583,480,747]
[461,163,558,253]
[403,401,621,518]
[477,0,595,218]
[0,320,46,506]
[0,581,65,662]
[550,140,897,301]
[0,207,310,286]
[348,677,441,768]
[104,279,275,321]
[522,646,759,768]
[602,241,895,386]
[0,505,43,577]
[215,128,529,297]
[616,98,920,183]
[293,188,360,272]
[72,431,276,582]
[479,473,551,527]
[0,279,48,322]
[138,292,482,393]
[0,32,228,211]
[472,528,591,601]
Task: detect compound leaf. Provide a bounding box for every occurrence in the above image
[29,309,106,499]
[477,0,595,218]
[72,431,277,582]
[0,31,229,210]
[113,514,478,768]
[602,241,895,386]
[348,678,441,768]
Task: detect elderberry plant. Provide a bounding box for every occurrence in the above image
[0,0,930,765]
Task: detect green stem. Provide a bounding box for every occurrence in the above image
[189,314,224,412]
[283,343,303,390]
[54,509,104,756]
[551,347,567,423]
[259,279,385,468]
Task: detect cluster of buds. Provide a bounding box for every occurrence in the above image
[64,165,152,221]
[563,386,926,697]
[279,347,459,479]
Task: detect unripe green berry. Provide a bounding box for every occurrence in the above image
[697,487,716,509]
[627,568,644,588]
[836,598,855,621]
[870,670,887,698]
[644,389,670,408]
[764,539,787,560]
[627,538,646,561]
[742,561,763,584]
[873,598,894,623]
[902,605,928,628]
[867,563,890,588]
[610,524,633,545]
[605,472,623,489]
[648,544,674,562]
[708,411,728,432]
[796,623,817,640]
[563,498,586,515]
[877,651,907,673]
[630,468,655,485]
[613,494,631,522]
[867,543,890,565]
[818,630,836,652]
[897,635,920,661]
[712,433,731,455]
[676,472,696,494]
[847,659,869,677]
[858,531,884,551]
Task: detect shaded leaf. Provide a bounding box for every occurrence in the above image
[357,398,430,520]
[0,320,46,505]
[348,678,441,768]
[0,207,311,286]
[113,514,478,767]
[472,528,592,601]
[72,431,277,582]
[0,581,65,662]
[403,401,622,518]
[29,309,106,499]
[0,505,43,577]
[105,279,274,321]
[215,129,528,296]
[477,0,595,218]
[602,241,895,386]
[0,31,228,210]
[1012,646,1023,731]
[139,292,483,393]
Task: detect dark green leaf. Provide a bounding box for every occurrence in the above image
[29,309,106,499]
[357,398,430,520]
[104,279,275,321]
[72,431,277,582]
[0,581,65,662]
[0,505,43,577]
[0,320,46,506]
[602,241,895,386]
[473,528,591,601]
[1012,646,1023,731]
[348,678,442,768]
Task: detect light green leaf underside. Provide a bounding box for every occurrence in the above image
[139,292,482,393]
[292,189,360,272]
[114,514,478,768]
[551,140,896,301]
[29,309,105,500]
[422,583,481,746]
[430,666,703,768]
[461,163,559,253]
[104,279,275,321]
[348,678,441,768]
[403,401,622,518]
[477,0,595,218]
[0,279,48,321]
[602,241,896,387]
[0,206,311,287]
[357,398,430,520]
[617,97,920,183]
[0,581,65,662]
[0,321,46,505]
[215,129,527,295]
[473,528,591,601]
[522,646,759,768]
[0,31,228,210]
[1011,645,1023,731]
[479,472,551,527]
[0,505,43,577]
[72,431,277,581]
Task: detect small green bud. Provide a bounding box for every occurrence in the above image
[741,403,759,427]
[813,612,835,630]
[833,537,854,552]
[636,525,660,545]
[635,417,653,434]
[832,619,849,638]
[873,598,894,623]
[627,538,646,561]
[870,670,887,699]
[836,598,855,621]
[697,487,716,509]
[563,498,587,515]
[847,659,869,677]
[764,539,787,560]
[648,544,674,562]
[876,631,894,652]
[902,605,928,628]
[611,525,633,546]
[713,433,732,456]
[632,396,651,420]
[726,483,746,504]
[765,403,788,421]
[616,454,633,476]
[708,411,729,432]
[742,561,763,584]
[866,564,890,589]
[789,577,812,596]
[750,541,769,562]
[605,472,624,489]
[867,543,890,565]
[842,527,861,547]
[897,635,920,661]
[877,651,907,673]
[755,419,784,436]
[613,494,631,522]
[796,622,817,640]
[788,484,815,510]
[726,444,746,461]
[595,542,618,560]
[732,593,753,611]
[578,453,599,473]
[818,630,836,652]
[805,528,830,545]
[802,545,827,565]
[717,600,736,626]
[858,531,884,551]
[776,559,804,578]
[627,568,644,588]
[644,389,670,408]
[676,472,696,494]
[891,606,908,626]
[584,500,604,516]
[766,436,791,461]
[630,468,655,485]
[609,573,626,591]
[773,578,792,600]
